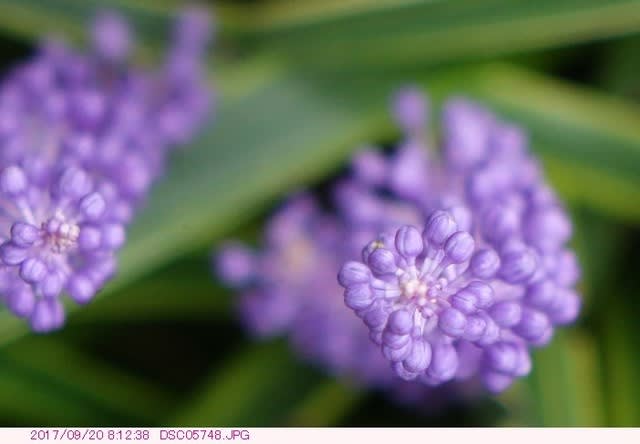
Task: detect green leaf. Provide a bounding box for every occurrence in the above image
[0,0,211,66]
[571,208,629,307]
[600,34,640,98]
[599,287,640,426]
[235,0,640,69]
[118,77,377,277]
[0,337,173,425]
[528,331,605,426]
[70,255,230,324]
[495,381,539,426]
[3,0,640,72]
[0,0,175,45]
[286,379,364,426]
[169,340,320,426]
[0,0,85,42]
[0,360,112,425]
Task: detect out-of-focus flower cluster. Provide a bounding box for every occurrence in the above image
[217,195,396,387]
[0,8,212,332]
[216,88,580,397]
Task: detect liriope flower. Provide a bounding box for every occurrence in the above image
[0,165,123,331]
[214,191,471,406]
[338,89,580,392]
[216,198,484,405]
[217,87,579,397]
[0,8,212,223]
[0,8,213,331]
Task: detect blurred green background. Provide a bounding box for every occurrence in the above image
[0,0,639,427]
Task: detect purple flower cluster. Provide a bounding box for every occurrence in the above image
[216,192,480,403]
[216,84,579,397]
[218,88,579,396]
[217,195,396,386]
[0,8,212,332]
[338,89,580,392]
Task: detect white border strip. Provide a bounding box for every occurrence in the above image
[6,427,640,444]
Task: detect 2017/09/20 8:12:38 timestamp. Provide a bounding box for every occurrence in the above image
[31,429,150,441]
[29,429,251,441]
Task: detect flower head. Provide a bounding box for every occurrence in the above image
[338,89,580,392]
[0,9,213,332]
[0,165,123,331]
[217,87,578,399]
[216,200,485,405]
[340,216,532,387]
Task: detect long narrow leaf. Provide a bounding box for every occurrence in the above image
[528,331,605,426]
[237,0,640,69]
